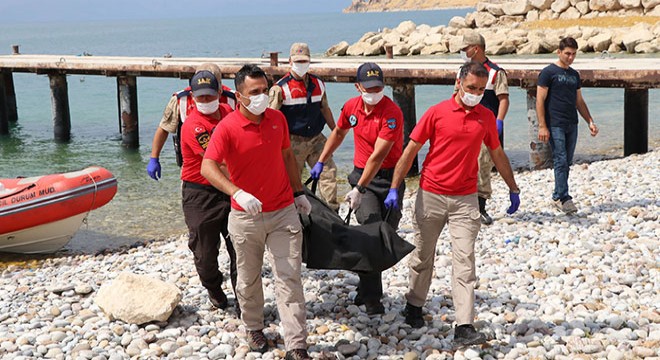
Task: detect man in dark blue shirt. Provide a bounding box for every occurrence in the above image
[536,37,599,214]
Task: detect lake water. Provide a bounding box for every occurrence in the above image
[1,9,658,253]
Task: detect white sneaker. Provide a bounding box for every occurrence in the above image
[561,199,578,214]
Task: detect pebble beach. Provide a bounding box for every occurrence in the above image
[1,149,658,360]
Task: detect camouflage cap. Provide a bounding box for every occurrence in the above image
[461,32,486,49]
[290,43,311,62]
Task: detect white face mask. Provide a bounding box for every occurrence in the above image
[243,93,269,115]
[291,62,310,77]
[361,90,384,105]
[460,50,471,63]
[460,83,483,107]
[195,99,219,115]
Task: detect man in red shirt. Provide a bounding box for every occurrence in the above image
[147,63,236,180]
[386,62,520,346]
[314,62,405,315]
[201,64,312,360]
[179,70,237,312]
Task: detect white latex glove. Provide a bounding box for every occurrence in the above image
[233,189,262,215]
[294,194,312,215]
[345,187,363,210]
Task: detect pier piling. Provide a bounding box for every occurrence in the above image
[392,83,419,175]
[117,76,139,149]
[48,73,71,142]
[2,70,18,122]
[623,88,648,156]
[0,72,7,135]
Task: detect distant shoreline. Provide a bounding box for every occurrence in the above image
[343,0,479,13]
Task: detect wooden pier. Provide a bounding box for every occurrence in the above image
[0,49,658,169]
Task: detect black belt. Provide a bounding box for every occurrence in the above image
[353,166,394,179]
[182,181,228,198]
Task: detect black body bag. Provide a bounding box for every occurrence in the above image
[300,179,415,273]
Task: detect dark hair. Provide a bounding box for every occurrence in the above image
[458,61,489,80]
[234,64,267,91]
[559,37,578,50]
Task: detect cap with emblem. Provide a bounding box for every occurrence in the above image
[290,42,311,62]
[190,70,219,97]
[461,32,486,50]
[356,62,384,88]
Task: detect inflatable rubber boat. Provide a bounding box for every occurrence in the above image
[0,166,118,254]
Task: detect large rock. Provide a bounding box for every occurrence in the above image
[392,44,410,56]
[423,33,445,46]
[589,33,613,51]
[326,41,349,56]
[420,43,449,55]
[95,272,181,325]
[503,0,533,15]
[559,7,583,18]
[475,12,498,28]
[526,9,540,20]
[395,21,417,36]
[518,40,547,54]
[408,29,430,45]
[498,15,525,28]
[635,40,660,53]
[622,28,655,52]
[488,41,518,55]
[358,32,378,43]
[346,41,383,56]
[481,3,505,15]
[575,1,592,13]
[619,0,642,7]
[383,32,403,45]
[552,0,572,13]
[530,0,554,10]
[589,0,623,11]
[448,16,469,28]
[447,36,466,53]
[642,0,660,8]
[647,4,660,13]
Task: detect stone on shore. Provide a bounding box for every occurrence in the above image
[95,272,182,324]
[328,0,660,56]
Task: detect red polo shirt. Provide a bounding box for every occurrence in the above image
[337,95,403,169]
[204,108,294,212]
[411,95,500,195]
[180,104,233,185]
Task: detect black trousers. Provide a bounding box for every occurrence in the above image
[182,182,237,298]
[348,168,404,302]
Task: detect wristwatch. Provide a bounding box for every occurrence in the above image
[355,184,367,194]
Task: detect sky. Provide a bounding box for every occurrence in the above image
[0,0,352,23]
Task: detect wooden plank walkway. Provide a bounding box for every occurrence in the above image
[1,54,658,87]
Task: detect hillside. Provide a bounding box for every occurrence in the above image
[343,0,481,12]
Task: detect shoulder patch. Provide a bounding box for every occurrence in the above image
[349,114,358,127]
[387,118,397,129]
[196,131,210,150]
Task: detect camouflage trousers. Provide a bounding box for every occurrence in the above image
[478,143,494,199]
[290,133,339,211]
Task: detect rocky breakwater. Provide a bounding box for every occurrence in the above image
[326,0,660,56]
[0,150,658,359]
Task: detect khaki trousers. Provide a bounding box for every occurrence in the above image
[478,143,494,199]
[228,204,307,351]
[290,133,339,211]
[406,189,481,325]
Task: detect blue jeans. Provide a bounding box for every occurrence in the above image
[549,124,578,202]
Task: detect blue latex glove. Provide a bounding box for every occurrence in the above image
[310,161,324,180]
[496,119,504,138]
[507,191,520,214]
[384,188,399,210]
[147,157,161,181]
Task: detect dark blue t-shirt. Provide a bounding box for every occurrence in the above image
[538,63,581,128]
